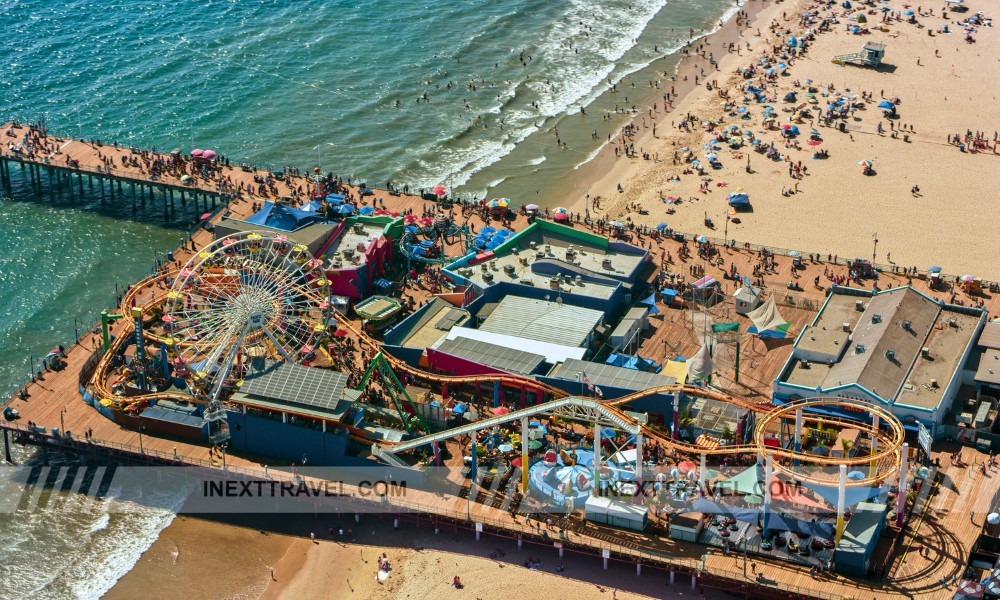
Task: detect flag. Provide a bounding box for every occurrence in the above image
[595,386,604,398]
[583,373,594,392]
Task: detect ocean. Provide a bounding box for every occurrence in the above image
[0,0,739,597]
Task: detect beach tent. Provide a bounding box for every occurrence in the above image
[687,343,713,382]
[727,192,750,207]
[746,297,792,338]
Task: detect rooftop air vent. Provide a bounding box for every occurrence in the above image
[602,258,613,269]
[855,300,865,311]
[872,314,882,324]
[482,271,494,282]
[885,349,896,361]
[503,264,516,275]
[799,359,810,369]
[921,347,930,358]
[842,323,851,332]
[901,320,912,331]
[855,344,866,354]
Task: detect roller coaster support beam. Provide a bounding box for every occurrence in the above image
[836,464,847,544]
[793,408,803,466]
[470,429,478,483]
[896,443,908,528]
[634,431,644,505]
[699,453,707,494]
[870,414,880,479]
[593,421,601,497]
[100,310,124,353]
[762,453,774,533]
[520,416,529,493]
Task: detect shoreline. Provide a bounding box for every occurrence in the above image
[553,0,776,216]
[555,0,1000,279]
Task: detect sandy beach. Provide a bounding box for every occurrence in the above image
[561,0,1000,278]
[109,514,736,600]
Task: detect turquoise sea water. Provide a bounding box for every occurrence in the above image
[0,1,738,597]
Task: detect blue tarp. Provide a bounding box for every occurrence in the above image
[766,513,835,539]
[804,482,887,508]
[639,293,660,314]
[244,202,325,231]
[690,498,761,523]
[451,402,469,415]
[605,353,662,373]
[728,192,750,206]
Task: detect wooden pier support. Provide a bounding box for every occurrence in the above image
[3,429,12,464]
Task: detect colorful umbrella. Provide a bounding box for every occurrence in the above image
[433,185,446,196]
[858,160,873,167]
[525,203,540,211]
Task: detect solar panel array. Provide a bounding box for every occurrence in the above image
[556,358,675,392]
[437,337,546,375]
[435,308,467,331]
[240,361,349,411]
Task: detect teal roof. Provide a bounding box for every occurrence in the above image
[837,501,887,556]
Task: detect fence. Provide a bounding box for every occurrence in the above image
[662,228,998,292]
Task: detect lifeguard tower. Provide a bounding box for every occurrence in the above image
[833,41,886,67]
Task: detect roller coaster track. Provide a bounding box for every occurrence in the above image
[86,270,905,485]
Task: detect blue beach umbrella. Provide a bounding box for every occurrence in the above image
[335,204,356,215]
[656,223,668,230]
[928,265,943,273]
[358,206,375,215]
[878,100,895,109]
[737,106,747,114]
[903,9,914,15]
[480,226,496,235]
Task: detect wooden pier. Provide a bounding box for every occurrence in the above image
[3,121,1000,600]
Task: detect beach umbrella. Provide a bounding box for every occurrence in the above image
[433,185,446,196]
[737,106,747,114]
[525,203,540,211]
[858,160,872,167]
[202,150,217,160]
[162,314,178,323]
[678,461,698,472]
[358,206,375,215]
[656,223,668,230]
[199,212,212,221]
[335,204,356,215]
[848,470,866,481]
[928,265,943,273]
[706,153,718,161]
[877,100,895,109]
[745,494,763,505]
[498,443,514,453]
[527,440,543,451]
[190,149,204,157]
[491,406,511,416]
[697,235,709,243]
[777,63,787,70]
[903,9,914,15]
[781,123,793,130]
[962,274,976,282]
[988,513,1000,525]
[553,207,570,221]
[404,214,418,224]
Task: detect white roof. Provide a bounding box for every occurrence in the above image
[479,296,603,347]
[444,327,585,364]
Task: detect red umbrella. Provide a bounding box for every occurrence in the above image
[491,406,511,415]
[404,214,418,223]
[199,212,212,220]
[678,460,698,472]
[511,457,523,467]
[433,185,447,196]
[190,149,204,157]
[807,140,822,146]
[333,329,349,337]
[418,217,433,226]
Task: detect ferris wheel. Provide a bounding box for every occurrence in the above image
[164,231,332,401]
